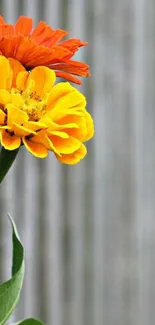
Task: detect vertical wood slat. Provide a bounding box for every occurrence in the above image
[43,156,63,325]
[22,152,42,318]
[2,0,18,22]
[132,1,146,324]
[92,0,106,324]
[133,1,155,325]
[67,1,86,325]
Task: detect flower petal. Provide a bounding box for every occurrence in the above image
[23,137,48,158]
[84,111,95,141]
[49,134,81,154]
[26,66,56,97]
[48,130,69,138]
[0,16,6,24]
[15,16,33,36]
[0,56,12,89]
[57,115,87,141]
[55,143,87,165]
[47,82,75,110]
[8,58,26,87]
[16,70,29,91]
[0,110,6,124]
[24,121,46,132]
[0,129,21,150]
[13,123,37,137]
[48,108,83,122]
[30,130,60,155]
[7,104,28,126]
[55,71,83,85]
[48,90,86,121]
[0,89,10,105]
[11,92,24,107]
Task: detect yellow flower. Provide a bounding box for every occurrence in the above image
[0,56,94,164]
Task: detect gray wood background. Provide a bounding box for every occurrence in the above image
[0,0,155,324]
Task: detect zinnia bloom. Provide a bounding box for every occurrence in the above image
[0,56,94,164]
[0,15,90,85]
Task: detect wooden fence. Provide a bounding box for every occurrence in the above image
[0,0,155,325]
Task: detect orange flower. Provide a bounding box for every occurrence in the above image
[0,56,94,164]
[0,16,90,85]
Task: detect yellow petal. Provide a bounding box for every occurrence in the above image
[7,104,28,126]
[49,89,86,114]
[0,110,6,124]
[13,123,37,137]
[0,125,11,129]
[23,137,48,158]
[0,56,13,90]
[0,129,21,150]
[26,66,56,97]
[49,135,81,154]
[55,144,87,165]
[24,121,46,132]
[48,108,83,122]
[16,71,29,91]
[8,58,26,87]
[47,82,75,110]
[43,117,78,131]
[0,89,11,105]
[30,130,60,155]
[48,131,69,138]
[57,115,87,141]
[11,93,24,107]
[42,115,79,131]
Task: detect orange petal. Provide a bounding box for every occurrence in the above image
[8,58,26,87]
[0,16,6,24]
[23,137,48,158]
[55,71,83,85]
[49,134,81,154]
[55,143,87,165]
[7,104,28,126]
[0,129,21,150]
[31,21,53,39]
[27,66,56,97]
[0,25,14,38]
[0,36,22,57]
[53,60,90,76]
[0,56,12,89]
[60,39,88,52]
[15,16,33,36]
[84,111,95,141]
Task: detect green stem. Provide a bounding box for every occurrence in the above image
[0,147,19,184]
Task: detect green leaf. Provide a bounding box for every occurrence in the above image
[0,147,19,184]
[0,215,25,325]
[11,318,45,325]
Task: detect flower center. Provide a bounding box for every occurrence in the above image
[11,89,47,122]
